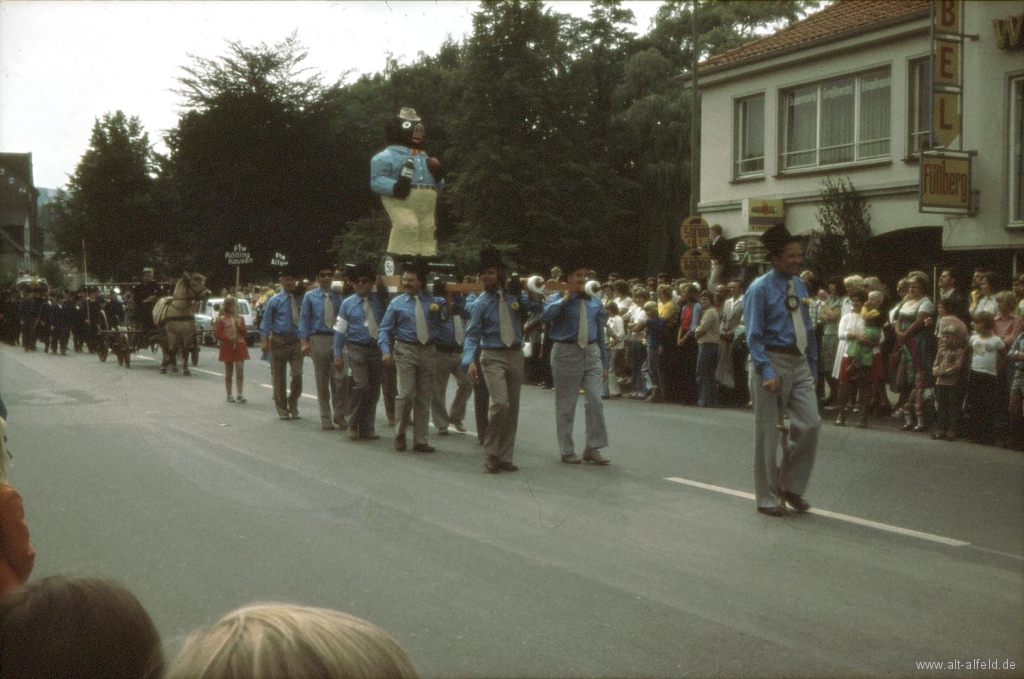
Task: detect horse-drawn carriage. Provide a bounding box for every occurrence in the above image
[96,273,207,372]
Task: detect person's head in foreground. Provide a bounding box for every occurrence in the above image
[0,574,163,679]
[166,603,418,679]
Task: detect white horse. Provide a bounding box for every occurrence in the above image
[153,272,207,376]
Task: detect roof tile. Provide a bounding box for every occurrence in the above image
[700,0,930,71]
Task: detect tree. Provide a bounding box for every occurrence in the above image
[163,35,360,283]
[49,111,158,281]
[810,176,872,281]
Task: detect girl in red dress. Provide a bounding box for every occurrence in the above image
[214,298,250,403]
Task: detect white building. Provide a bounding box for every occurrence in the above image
[695,0,1024,286]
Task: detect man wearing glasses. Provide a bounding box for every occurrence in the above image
[300,264,347,431]
[333,262,388,441]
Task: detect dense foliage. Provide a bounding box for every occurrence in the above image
[49,0,817,286]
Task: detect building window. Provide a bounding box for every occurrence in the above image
[908,58,934,156]
[1012,76,1024,224]
[781,69,891,170]
[735,95,765,177]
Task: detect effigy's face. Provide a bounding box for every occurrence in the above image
[398,118,425,147]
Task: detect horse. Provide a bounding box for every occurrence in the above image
[152,273,207,376]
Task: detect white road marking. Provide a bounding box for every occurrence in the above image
[665,476,971,548]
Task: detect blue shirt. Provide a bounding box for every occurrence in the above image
[461,290,541,370]
[259,291,302,338]
[370,146,444,197]
[298,287,343,339]
[645,316,667,350]
[334,292,386,356]
[377,291,443,354]
[743,269,818,380]
[540,292,608,369]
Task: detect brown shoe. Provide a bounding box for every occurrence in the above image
[561,453,582,464]
[361,433,381,441]
[334,415,347,428]
[347,425,360,440]
[394,436,407,452]
[498,461,519,472]
[582,448,610,465]
[412,443,436,453]
[758,506,786,517]
[322,421,335,431]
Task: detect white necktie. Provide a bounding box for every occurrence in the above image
[364,296,378,340]
[323,293,333,330]
[290,295,300,326]
[498,293,514,347]
[454,315,465,345]
[788,279,807,354]
[577,297,588,349]
[414,295,429,345]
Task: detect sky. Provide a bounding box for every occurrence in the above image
[0,1,663,190]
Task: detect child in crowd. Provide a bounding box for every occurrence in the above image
[639,301,667,402]
[214,297,250,403]
[166,603,417,679]
[932,325,967,441]
[1007,331,1024,451]
[839,290,885,427]
[0,417,33,599]
[603,301,625,398]
[966,311,1006,444]
[0,575,164,678]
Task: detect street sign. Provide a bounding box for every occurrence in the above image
[679,250,711,280]
[271,252,289,268]
[920,152,972,214]
[225,244,253,266]
[680,215,710,248]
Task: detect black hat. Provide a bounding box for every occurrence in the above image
[760,223,798,257]
[403,256,430,284]
[351,261,376,281]
[478,247,504,273]
[277,264,299,279]
[563,253,590,276]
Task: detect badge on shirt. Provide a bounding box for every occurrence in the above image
[785,295,800,311]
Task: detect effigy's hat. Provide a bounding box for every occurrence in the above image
[563,252,590,276]
[478,247,505,273]
[277,263,299,278]
[398,107,421,122]
[760,223,798,257]
[351,260,376,281]
[403,255,430,283]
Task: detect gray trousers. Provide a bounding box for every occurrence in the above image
[347,343,382,436]
[310,334,347,425]
[749,352,821,509]
[431,350,472,431]
[270,335,303,417]
[480,348,525,464]
[551,342,608,457]
[394,341,436,445]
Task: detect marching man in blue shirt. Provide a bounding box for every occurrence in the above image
[333,262,387,442]
[299,263,346,431]
[540,259,611,466]
[260,266,305,421]
[378,256,441,453]
[461,248,542,474]
[743,224,820,517]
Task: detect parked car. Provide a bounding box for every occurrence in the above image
[195,297,258,346]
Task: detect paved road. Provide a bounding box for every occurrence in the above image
[2,343,1021,677]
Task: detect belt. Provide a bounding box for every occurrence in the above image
[436,343,462,353]
[483,344,522,352]
[556,339,596,345]
[765,344,802,356]
[397,339,432,347]
[348,341,378,348]
[410,184,436,191]
[313,332,333,336]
